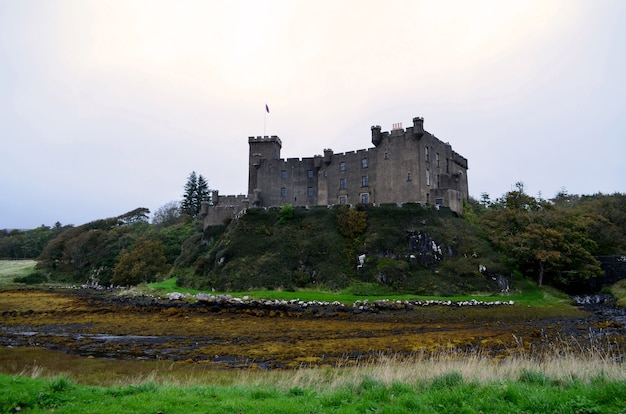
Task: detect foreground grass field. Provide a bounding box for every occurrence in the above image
[2,261,626,412]
[2,361,625,413]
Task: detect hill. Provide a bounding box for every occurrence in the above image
[5,190,624,297]
[179,203,508,295]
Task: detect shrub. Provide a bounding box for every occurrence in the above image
[14,272,48,285]
[111,239,170,286]
[278,204,294,224]
[336,206,367,239]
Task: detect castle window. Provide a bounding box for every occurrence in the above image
[425,147,429,162]
[436,153,440,167]
[426,169,430,186]
[446,158,449,173]
[340,161,346,172]
[307,187,314,197]
[361,158,368,168]
[435,198,444,206]
[280,187,287,198]
[360,193,369,204]
[437,174,440,187]
[384,151,389,160]
[407,172,412,182]
[280,170,287,180]
[339,178,346,189]
[339,195,347,205]
[361,175,368,187]
[307,169,314,179]
[323,170,328,177]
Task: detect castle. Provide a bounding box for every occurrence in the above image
[202,116,469,228]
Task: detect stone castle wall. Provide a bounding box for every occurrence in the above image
[203,116,469,228]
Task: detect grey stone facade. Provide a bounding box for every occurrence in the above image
[203,116,469,228]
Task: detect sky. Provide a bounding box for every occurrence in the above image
[1,0,625,229]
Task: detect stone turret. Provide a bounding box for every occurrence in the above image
[371,125,382,146]
[413,117,424,138]
[323,148,333,165]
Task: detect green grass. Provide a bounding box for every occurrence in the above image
[2,371,624,413]
[0,260,37,286]
[148,275,576,309]
[610,278,626,308]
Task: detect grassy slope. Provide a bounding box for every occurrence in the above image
[2,372,625,413]
[611,278,626,307]
[149,274,577,311]
[190,204,508,294]
[0,260,36,286]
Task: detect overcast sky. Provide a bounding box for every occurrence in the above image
[1,0,625,229]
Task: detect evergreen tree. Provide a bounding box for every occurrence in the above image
[196,174,210,212]
[181,171,210,217]
[181,171,198,216]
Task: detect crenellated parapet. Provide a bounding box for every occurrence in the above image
[248,135,282,147]
[207,114,469,229]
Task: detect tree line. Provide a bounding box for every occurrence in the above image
[465,183,626,289]
[0,172,210,286]
[1,176,624,292]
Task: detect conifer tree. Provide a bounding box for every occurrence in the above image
[196,174,210,212]
[181,171,210,217]
[181,171,198,216]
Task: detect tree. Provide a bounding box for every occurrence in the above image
[181,171,198,216]
[117,208,150,225]
[336,206,367,239]
[196,174,210,211]
[517,223,563,287]
[111,239,170,286]
[152,201,182,227]
[478,185,603,288]
[181,171,210,217]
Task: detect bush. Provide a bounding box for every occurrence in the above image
[13,272,48,285]
[278,204,294,224]
[111,239,170,286]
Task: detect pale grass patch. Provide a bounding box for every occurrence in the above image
[0,260,37,285]
[234,335,625,392]
[18,363,47,379]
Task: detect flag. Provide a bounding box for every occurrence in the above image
[265,104,270,113]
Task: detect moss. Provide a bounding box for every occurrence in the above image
[1,289,617,372]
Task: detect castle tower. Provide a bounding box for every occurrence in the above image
[248,136,282,203]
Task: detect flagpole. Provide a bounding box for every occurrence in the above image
[264,103,269,136]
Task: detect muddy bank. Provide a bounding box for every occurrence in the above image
[1,288,624,369]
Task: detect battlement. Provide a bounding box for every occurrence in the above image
[207,114,469,229]
[332,148,372,157]
[249,135,282,146]
[373,116,425,138]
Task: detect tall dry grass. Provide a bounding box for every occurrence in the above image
[9,331,624,391]
[233,332,625,392]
